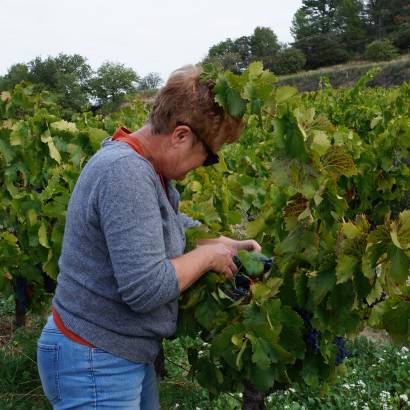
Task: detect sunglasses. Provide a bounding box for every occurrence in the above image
[176,121,219,166]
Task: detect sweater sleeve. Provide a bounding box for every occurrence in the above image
[97,157,180,313]
[178,213,202,230]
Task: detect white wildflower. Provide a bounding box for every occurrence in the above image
[343,383,351,390]
[400,394,408,402]
[357,380,366,388]
[380,391,391,402]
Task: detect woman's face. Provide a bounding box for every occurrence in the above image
[166,136,209,180]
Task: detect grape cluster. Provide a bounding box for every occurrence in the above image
[297,309,349,365]
[363,292,386,308]
[334,336,348,365]
[297,309,321,354]
[221,254,274,302]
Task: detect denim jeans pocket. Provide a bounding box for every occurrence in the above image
[37,343,61,405]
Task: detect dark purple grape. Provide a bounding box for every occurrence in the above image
[334,336,349,365]
[235,273,250,290]
[295,308,321,354]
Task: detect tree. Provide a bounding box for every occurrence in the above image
[208,39,237,58]
[292,0,339,38]
[250,27,280,70]
[0,54,93,113]
[364,0,410,39]
[137,73,163,91]
[205,39,244,74]
[271,47,307,75]
[28,54,93,112]
[204,28,280,73]
[335,0,368,53]
[0,63,31,91]
[90,62,139,111]
[233,36,253,71]
[294,33,349,69]
[291,9,319,40]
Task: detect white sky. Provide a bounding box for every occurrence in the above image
[1,0,302,81]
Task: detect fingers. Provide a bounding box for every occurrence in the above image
[224,261,237,279]
[238,239,262,252]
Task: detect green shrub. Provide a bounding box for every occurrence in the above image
[364,39,400,62]
[293,34,350,69]
[272,47,306,75]
[391,25,410,52]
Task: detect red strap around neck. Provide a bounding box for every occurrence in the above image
[112,127,168,197]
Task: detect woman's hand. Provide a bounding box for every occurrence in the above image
[232,239,262,253]
[205,243,238,278]
[198,236,262,253]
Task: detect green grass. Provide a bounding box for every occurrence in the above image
[0,308,409,410]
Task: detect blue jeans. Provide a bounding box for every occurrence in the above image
[37,315,160,409]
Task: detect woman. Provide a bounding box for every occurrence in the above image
[37,65,261,409]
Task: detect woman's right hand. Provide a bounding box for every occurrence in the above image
[171,243,238,292]
[200,243,238,279]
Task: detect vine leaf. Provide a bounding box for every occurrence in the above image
[322,145,357,177]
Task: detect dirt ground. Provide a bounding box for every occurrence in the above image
[0,315,13,348]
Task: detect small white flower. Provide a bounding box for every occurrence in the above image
[343,383,351,390]
[175,404,180,408]
[289,388,296,393]
[400,394,408,402]
[378,357,385,363]
[362,405,370,410]
[380,391,391,403]
[357,380,366,388]
[401,346,409,353]
[238,393,243,398]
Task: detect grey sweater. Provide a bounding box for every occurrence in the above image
[52,137,199,363]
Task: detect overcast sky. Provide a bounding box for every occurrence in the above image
[1,0,302,80]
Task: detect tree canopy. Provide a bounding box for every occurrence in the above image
[0,54,163,115]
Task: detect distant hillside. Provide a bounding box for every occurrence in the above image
[277,54,410,92]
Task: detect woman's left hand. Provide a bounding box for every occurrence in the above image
[233,239,262,253]
[212,236,262,253]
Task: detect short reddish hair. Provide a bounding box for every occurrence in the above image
[148,65,243,151]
